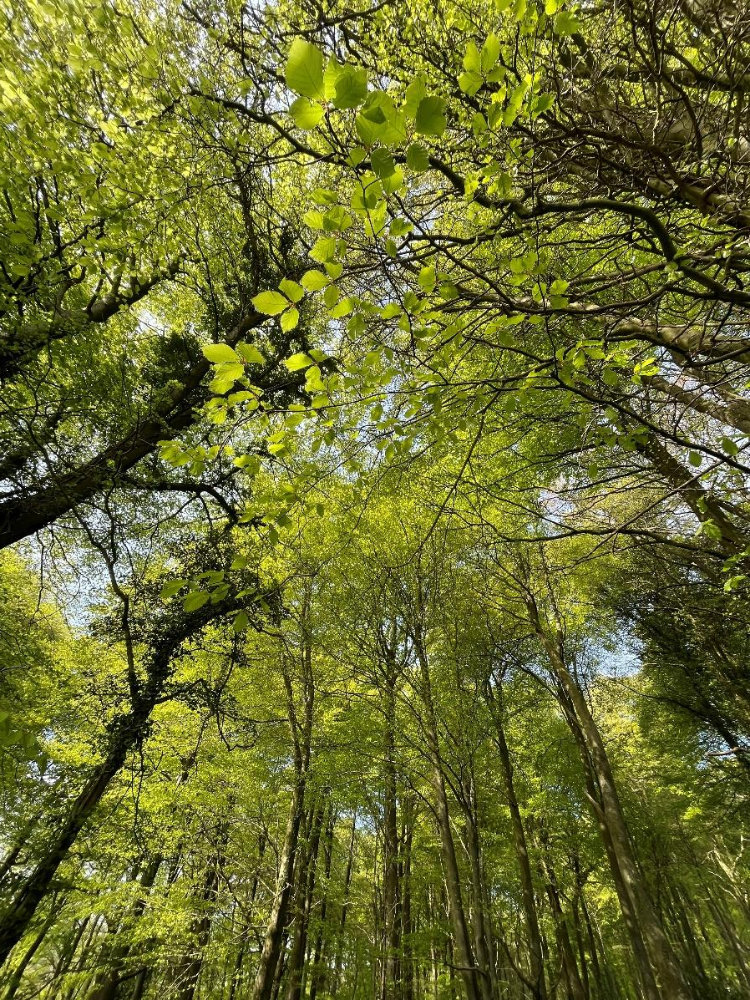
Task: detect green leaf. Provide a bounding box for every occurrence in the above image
[301,269,329,291]
[323,284,340,308]
[415,96,446,136]
[554,9,581,34]
[472,113,488,136]
[237,344,266,365]
[236,343,265,365]
[459,71,483,96]
[228,391,255,405]
[231,555,249,570]
[312,187,337,205]
[333,65,368,108]
[212,362,244,383]
[380,303,402,319]
[304,210,326,230]
[406,143,430,171]
[323,56,343,100]
[233,611,249,633]
[403,77,428,117]
[390,217,413,237]
[701,520,723,541]
[480,33,501,72]
[305,365,326,391]
[418,265,436,292]
[310,237,337,263]
[161,579,187,599]
[252,290,289,315]
[279,278,304,303]
[371,146,396,178]
[330,297,354,318]
[285,38,325,99]
[203,344,239,363]
[688,451,702,467]
[289,96,324,129]
[463,41,481,73]
[355,112,382,145]
[281,307,300,332]
[285,352,315,372]
[721,436,739,456]
[503,81,530,126]
[184,591,209,612]
[322,206,353,231]
[347,146,367,166]
[531,93,555,117]
[354,90,406,146]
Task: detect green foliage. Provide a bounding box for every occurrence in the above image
[2,2,750,999]
[285,38,325,99]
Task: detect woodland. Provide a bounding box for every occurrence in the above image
[1,1,750,999]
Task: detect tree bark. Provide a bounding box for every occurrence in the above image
[308,806,335,1000]
[380,660,401,1000]
[252,645,314,1000]
[0,597,248,969]
[331,810,357,995]
[537,828,586,1000]
[0,308,279,550]
[486,683,548,1000]
[413,635,482,1000]
[2,906,58,1000]
[87,855,162,1000]
[400,798,415,1000]
[171,826,227,1000]
[527,596,693,1000]
[284,795,326,1000]
[461,780,497,1000]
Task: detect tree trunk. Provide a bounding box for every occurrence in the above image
[331,810,357,995]
[528,600,693,1000]
[251,778,306,1000]
[381,665,401,1000]
[462,783,496,1000]
[401,798,415,1000]
[578,889,605,1000]
[2,906,58,1000]
[284,795,326,1000]
[59,915,105,1000]
[228,831,266,1000]
[537,829,585,1000]
[0,600,242,970]
[486,683,547,1000]
[0,749,129,970]
[171,826,227,1000]
[414,637,481,1000]
[253,644,314,1000]
[0,812,42,890]
[570,896,590,1000]
[88,855,163,1000]
[703,885,750,990]
[45,915,90,1000]
[308,806,335,1000]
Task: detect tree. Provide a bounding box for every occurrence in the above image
[2,2,750,999]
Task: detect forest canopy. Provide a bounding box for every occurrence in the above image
[1,1,749,1000]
